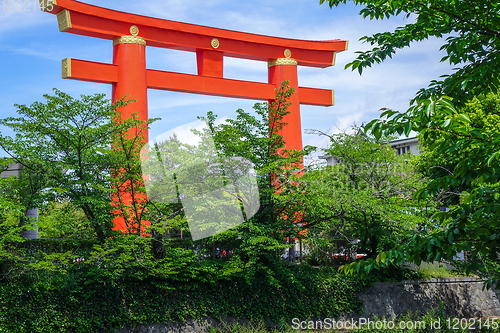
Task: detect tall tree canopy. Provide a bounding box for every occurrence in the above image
[321,0,500,105]
[358,93,500,288]
[302,130,429,264]
[0,89,150,242]
[323,0,500,286]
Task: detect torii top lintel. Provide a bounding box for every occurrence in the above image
[44,0,347,68]
[44,0,346,233]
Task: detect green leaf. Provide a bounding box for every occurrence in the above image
[456,114,471,124]
[487,151,500,166]
[404,122,412,136]
[380,252,387,264]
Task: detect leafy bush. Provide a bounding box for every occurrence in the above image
[0,258,372,333]
[416,262,464,279]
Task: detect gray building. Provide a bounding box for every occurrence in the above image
[0,163,23,179]
[390,137,420,156]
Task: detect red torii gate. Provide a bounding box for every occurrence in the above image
[42,0,347,231]
[43,0,347,148]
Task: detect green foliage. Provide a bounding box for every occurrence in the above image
[415,262,463,279]
[0,159,30,278]
[0,89,164,241]
[0,89,170,281]
[320,0,500,105]
[357,93,500,287]
[0,159,25,220]
[110,111,158,236]
[190,82,309,276]
[0,90,135,242]
[415,92,500,206]
[0,264,369,333]
[321,0,500,291]
[37,201,93,239]
[302,130,431,264]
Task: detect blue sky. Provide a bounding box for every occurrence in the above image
[0,0,454,158]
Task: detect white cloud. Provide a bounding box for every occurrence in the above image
[0,44,61,61]
[151,116,229,147]
[0,9,52,34]
[0,0,459,160]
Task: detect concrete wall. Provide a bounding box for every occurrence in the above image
[356,277,500,319]
[111,277,500,333]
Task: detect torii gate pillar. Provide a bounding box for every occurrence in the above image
[112,36,148,140]
[42,0,348,233]
[110,36,149,233]
[268,58,302,152]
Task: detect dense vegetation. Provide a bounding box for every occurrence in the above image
[0,81,430,331]
[3,0,500,325]
[0,264,371,333]
[324,0,500,287]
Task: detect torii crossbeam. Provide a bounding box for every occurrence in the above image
[42,0,347,232]
[42,0,347,150]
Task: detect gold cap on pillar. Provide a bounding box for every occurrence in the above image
[61,58,71,79]
[113,36,147,46]
[268,58,298,67]
[57,9,71,32]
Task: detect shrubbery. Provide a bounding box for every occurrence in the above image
[0,256,373,333]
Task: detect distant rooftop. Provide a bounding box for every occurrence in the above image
[389,137,418,144]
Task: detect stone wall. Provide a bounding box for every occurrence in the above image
[356,277,500,319]
[113,277,500,333]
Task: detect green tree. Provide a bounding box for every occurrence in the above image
[321,0,500,287]
[0,159,27,277]
[0,159,26,224]
[302,130,430,264]
[415,92,500,207]
[37,200,93,239]
[195,82,309,275]
[110,111,155,236]
[321,0,500,105]
[0,89,149,242]
[358,94,500,287]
